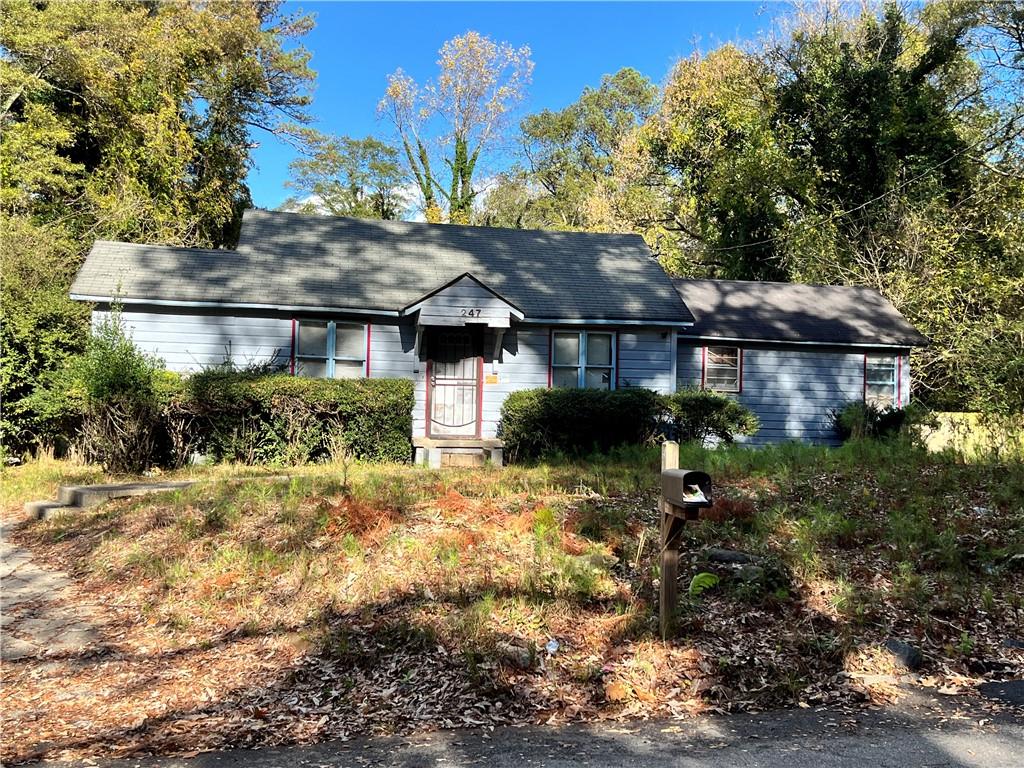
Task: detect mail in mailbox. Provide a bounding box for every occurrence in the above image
[661,469,713,509]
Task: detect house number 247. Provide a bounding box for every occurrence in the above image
[460,308,482,317]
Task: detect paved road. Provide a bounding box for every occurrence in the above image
[76,689,1022,768]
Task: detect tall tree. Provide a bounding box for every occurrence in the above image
[478,68,658,230]
[282,134,408,219]
[0,0,317,452]
[767,1,1022,412]
[379,31,533,223]
[585,1,1021,411]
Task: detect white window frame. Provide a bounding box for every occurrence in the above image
[295,319,367,379]
[703,346,742,393]
[550,330,617,390]
[864,353,897,408]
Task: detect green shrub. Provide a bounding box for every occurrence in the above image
[664,389,759,444]
[831,401,935,442]
[165,371,414,466]
[0,220,91,457]
[32,310,167,473]
[498,387,664,462]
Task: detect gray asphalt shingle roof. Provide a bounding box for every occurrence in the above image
[672,278,928,347]
[70,210,927,346]
[71,209,694,323]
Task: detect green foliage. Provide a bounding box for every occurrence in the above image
[579,2,1024,414]
[830,401,937,442]
[0,0,315,247]
[28,310,166,472]
[664,389,760,444]
[638,45,796,280]
[166,371,415,465]
[831,401,906,441]
[379,31,534,223]
[282,134,408,219]
[688,572,720,598]
[0,0,318,454]
[0,219,90,453]
[478,68,658,229]
[498,387,664,462]
[72,313,165,405]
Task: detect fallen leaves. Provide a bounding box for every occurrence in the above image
[4,455,1023,764]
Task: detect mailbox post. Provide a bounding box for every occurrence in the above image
[658,441,713,640]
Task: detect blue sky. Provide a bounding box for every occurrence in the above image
[248,1,776,208]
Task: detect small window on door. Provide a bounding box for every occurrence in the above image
[703,346,741,392]
[865,354,897,408]
[551,331,615,389]
[295,320,366,378]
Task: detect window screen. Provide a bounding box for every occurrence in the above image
[704,346,740,392]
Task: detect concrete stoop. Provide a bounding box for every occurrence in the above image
[412,438,505,469]
[24,480,197,520]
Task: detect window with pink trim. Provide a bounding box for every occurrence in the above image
[703,346,741,393]
[865,353,898,407]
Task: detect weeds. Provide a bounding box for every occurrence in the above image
[4,436,1022,751]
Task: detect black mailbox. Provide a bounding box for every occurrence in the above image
[662,469,713,509]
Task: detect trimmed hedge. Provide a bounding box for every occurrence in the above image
[165,371,414,465]
[498,387,664,461]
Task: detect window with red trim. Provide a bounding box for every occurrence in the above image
[704,346,741,392]
[865,353,898,408]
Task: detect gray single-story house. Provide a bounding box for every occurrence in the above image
[70,208,927,461]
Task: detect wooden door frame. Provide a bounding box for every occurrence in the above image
[424,330,484,439]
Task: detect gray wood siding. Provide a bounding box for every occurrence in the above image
[618,330,674,393]
[363,321,426,436]
[481,327,550,438]
[95,309,291,371]
[369,323,416,379]
[676,340,912,445]
[414,276,517,327]
[99,305,916,448]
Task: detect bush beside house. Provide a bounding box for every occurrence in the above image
[166,371,414,466]
[498,387,666,461]
[663,389,760,445]
[29,313,415,470]
[830,401,936,444]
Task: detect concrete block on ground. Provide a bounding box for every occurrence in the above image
[489,447,504,467]
[427,448,442,470]
[23,501,83,520]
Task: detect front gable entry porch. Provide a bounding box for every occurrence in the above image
[403,274,523,467]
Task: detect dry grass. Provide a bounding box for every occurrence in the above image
[2,441,1023,762]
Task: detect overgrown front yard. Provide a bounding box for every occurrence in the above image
[2,441,1023,763]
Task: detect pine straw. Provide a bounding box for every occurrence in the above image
[3,449,1023,763]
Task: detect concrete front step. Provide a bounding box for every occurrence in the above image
[412,438,504,469]
[26,475,297,519]
[56,480,196,508]
[23,500,85,520]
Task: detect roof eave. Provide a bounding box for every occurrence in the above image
[676,332,925,348]
[68,294,401,317]
[400,272,526,319]
[523,318,695,327]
